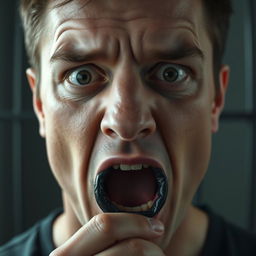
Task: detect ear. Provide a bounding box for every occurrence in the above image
[211,65,230,133]
[26,68,45,138]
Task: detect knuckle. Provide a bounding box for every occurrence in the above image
[93,214,112,235]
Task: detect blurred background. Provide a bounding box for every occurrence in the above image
[0,0,256,245]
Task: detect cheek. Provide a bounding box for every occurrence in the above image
[42,94,102,202]
[180,116,212,209]
[158,97,212,198]
[182,109,212,188]
[44,107,78,198]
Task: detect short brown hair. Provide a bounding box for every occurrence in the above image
[19,0,232,89]
[203,0,233,89]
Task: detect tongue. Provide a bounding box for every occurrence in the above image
[105,168,157,207]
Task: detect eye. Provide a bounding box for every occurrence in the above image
[149,63,189,84]
[66,65,106,86]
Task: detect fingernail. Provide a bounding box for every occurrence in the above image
[148,218,164,234]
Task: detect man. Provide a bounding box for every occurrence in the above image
[1,0,256,255]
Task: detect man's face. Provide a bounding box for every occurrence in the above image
[29,0,227,248]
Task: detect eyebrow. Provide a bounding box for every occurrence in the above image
[149,45,205,61]
[50,48,103,64]
[50,44,204,65]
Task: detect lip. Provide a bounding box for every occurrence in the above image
[94,156,168,218]
[97,156,165,175]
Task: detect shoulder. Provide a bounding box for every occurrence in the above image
[0,223,41,256]
[199,205,256,256]
[0,209,62,256]
[221,218,256,253]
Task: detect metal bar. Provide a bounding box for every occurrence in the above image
[243,0,253,111]
[249,0,256,232]
[11,2,24,234]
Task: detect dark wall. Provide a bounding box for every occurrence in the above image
[0,0,62,244]
[200,0,256,230]
[0,0,255,245]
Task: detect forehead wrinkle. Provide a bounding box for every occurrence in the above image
[48,0,199,43]
[50,29,121,65]
[50,16,134,60]
[135,24,202,64]
[53,15,197,49]
[50,23,202,67]
[45,0,205,65]
[47,0,202,41]
[53,17,146,43]
[54,24,119,47]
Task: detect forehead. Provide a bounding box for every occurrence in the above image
[47,0,205,34]
[42,0,209,65]
[50,0,202,18]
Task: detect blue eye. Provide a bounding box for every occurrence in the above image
[152,63,188,83]
[67,65,105,86]
[70,69,91,85]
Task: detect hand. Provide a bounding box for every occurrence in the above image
[49,212,165,256]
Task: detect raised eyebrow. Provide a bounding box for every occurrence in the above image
[150,46,205,61]
[49,45,204,64]
[50,48,104,64]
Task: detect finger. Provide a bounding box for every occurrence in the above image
[95,238,165,256]
[50,213,164,256]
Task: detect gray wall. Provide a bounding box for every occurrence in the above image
[0,0,62,244]
[0,0,255,245]
[200,0,256,231]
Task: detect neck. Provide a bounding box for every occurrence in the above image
[52,192,82,248]
[165,205,209,256]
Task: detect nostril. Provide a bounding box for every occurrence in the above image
[103,127,116,138]
[140,128,153,137]
[100,112,156,140]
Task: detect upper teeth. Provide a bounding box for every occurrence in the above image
[113,164,149,171]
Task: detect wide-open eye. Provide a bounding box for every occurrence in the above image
[67,65,106,86]
[148,63,189,84]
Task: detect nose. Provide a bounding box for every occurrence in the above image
[100,67,156,141]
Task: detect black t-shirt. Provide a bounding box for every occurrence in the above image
[1,206,256,256]
[0,209,61,256]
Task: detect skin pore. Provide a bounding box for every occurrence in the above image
[26,0,229,255]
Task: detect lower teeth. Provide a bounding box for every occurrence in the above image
[112,200,153,212]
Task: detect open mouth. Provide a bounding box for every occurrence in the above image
[94,164,168,217]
